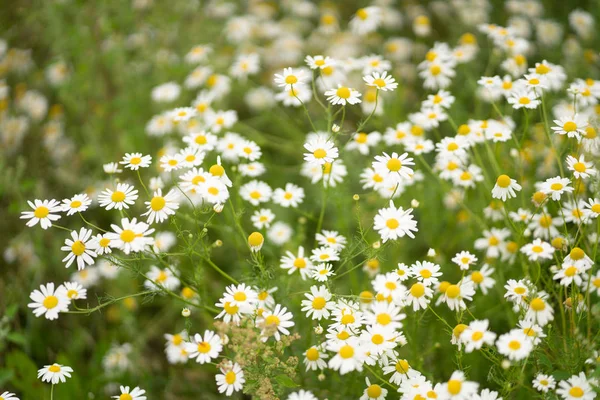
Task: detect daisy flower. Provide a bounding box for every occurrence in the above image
[315,230,347,251]
[551,114,588,140]
[159,153,184,172]
[215,299,243,325]
[583,198,600,219]
[363,71,398,91]
[346,131,382,155]
[305,55,334,70]
[310,263,335,282]
[273,183,304,208]
[325,85,362,105]
[303,137,338,166]
[183,131,217,151]
[28,282,70,320]
[382,358,421,385]
[540,176,573,201]
[553,261,589,287]
[105,217,155,254]
[525,294,554,326]
[373,200,418,242]
[20,199,62,229]
[142,188,179,224]
[215,361,245,396]
[201,176,229,205]
[451,251,478,270]
[533,374,556,393]
[361,377,388,400]
[274,67,306,90]
[439,371,479,400]
[120,153,152,170]
[222,283,258,313]
[251,208,275,229]
[61,281,86,300]
[492,174,522,201]
[520,238,554,261]
[566,154,596,179]
[467,264,496,295]
[257,303,295,342]
[310,246,340,263]
[60,193,92,215]
[248,231,265,252]
[557,372,596,400]
[184,330,223,364]
[0,392,19,400]
[349,6,382,35]
[461,320,497,353]
[441,280,475,311]
[288,390,319,400]
[405,282,433,311]
[37,363,73,384]
[327,337,366,374]
[239,180,272,206]
[303,346,328,371]
[179,146,204,168]
[409,261,442,285]
[144,266,180,291]
[112,386,146,400]
[301,285,334,320]
[238,139,262,162]
[507,88,540,109]
[61,227,98,270]
[372,151,415,182]
[280,246,313,279]
[98,183,139,210]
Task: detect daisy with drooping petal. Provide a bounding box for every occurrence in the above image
[325,85,362,105]
[373,200,418,242]
[303,346,328,371]
[222,283,258,313]
[106,217,155,254]
[382,358,421,385]
[405,281,433,311]
[525,294,554,326]
[98,183,139,210]
[60,193,92,215]
[363,70,398,91]
[467,264,496,295]
[215,361,245,396]
[144,265,180,291]
[28,282,70,320]
[21,199,62,229]
[142,188,180,224]
[120,153,152,170]
[257,303,295,342]
[61,227,98,270]
[184,330,223,364]
[439,371,479,400]
[37,363,73,384]
[440,280,475,311]
[112,386,147,400]
[492,174,522,201]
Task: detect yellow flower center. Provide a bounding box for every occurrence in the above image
[472,331,483,341]
[570,247,585,260]
[70,200,82,208]
[564,266,578,277]
[150,196,166,211]
[430,65,441,76]
[447,142,458,151]
[453,324,467,337]
[34,206,49,219]
[367,384,382,398]
[356,8,368,20]
[563,121,577,132]
[120,229,136,243]
[536,64,550,74]
[371,334,384,345]
[447,379,462,395]
[569,387,584,398]
[376,313,391,325]
[224,302,238,315]
[386,218,399,229]
[225,371,236,384]
[446,285,460,298]
[471,271,484,284]
[336,87,351,99]
[573,162,586,172]
[43,296,59,309]
[341,314,355,325]
[508,340,521,350]
[71,240,86,256]
[248,232,264,247]
[197,341,211,353]
[209,164,224,176]
[313,148,327,159]
[265,315,280,326]
[111,191,126,202]
[420,269,432,279]
[120,394,133,400]
[410,283,425,297]
[306,347,319,361]
[293,258,306,269]
[530,298,545,311]
[496,174,511,188]
[312,297,326,309]
[339,345,354,359]
[233,292,247,302]
[373,78,386,88]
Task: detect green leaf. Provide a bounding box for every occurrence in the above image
[275,374,298,388]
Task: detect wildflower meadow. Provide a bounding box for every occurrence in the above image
[2,0,600,399]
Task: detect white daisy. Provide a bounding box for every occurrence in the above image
[21,199,62,229]
[28,282,70,320]
[61,227,98,270]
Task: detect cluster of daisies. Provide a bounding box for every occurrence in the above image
[9,0,600,398]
